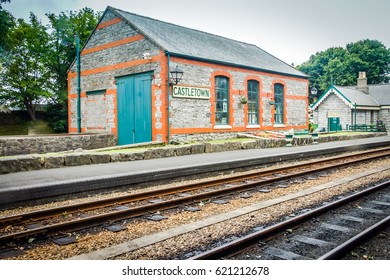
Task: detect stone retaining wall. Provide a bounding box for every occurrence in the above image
[0,133,117,156]
[0,133,386,175]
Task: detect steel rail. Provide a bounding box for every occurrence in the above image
[189,180,390,260]
[318,215,390,260]
[0,149,389,246]
[1,148,389,227]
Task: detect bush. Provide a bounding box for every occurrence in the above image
[46,101,68,133]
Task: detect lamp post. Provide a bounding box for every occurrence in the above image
[309,87,318,143]
[170,65,184,85]
[167,64,184,144]
[310,87,317,104]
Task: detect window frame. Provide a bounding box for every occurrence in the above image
[247,80,259,125]
[215,76,230,125]
[274,83,285,125]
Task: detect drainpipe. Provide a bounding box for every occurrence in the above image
[354,103,357,131]
[165,51,171,143]
[76,35,81,133]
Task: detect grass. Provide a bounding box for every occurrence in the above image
[0,121,54,136]
[0,123,28,135]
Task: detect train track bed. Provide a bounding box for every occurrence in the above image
[207,183,390,260]
[342,224,390,260]
[0,150,389,259]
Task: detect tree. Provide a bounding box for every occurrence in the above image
[297,39,390,96]
[346,39,390,84]
[0,13,52,121]
[0,0,10,10]
[0,8,14,51]
[0,9,14,80]
[46,8,101,102]
[44,8,101,132]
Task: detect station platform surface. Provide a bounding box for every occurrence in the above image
[1,135,390,207]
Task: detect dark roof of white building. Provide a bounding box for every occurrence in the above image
[336,86,380,107]
[108,6,307,78]
[368,84,390,105]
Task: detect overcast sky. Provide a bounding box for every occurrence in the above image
[4,0,390,66]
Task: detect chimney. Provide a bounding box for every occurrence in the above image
[357,71,369,94]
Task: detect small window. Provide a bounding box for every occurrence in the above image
[86,89,106,95]
[274,84,284,124]
[215,76,229,125]
[247,80,259,124]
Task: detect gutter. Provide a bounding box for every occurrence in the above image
[168,52,308,79]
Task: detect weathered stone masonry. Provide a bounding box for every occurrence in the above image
[68,7,309,144]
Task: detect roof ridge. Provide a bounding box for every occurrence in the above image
[106,6,307,78]
[108,6,259,48]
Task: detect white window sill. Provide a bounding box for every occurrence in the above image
[246,125,260,129]
[214,125,232,130]
[273,124,286,128]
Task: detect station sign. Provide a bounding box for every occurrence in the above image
[327,112,340,118]
[172,85,210,100]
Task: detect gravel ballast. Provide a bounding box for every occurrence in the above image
[2,157,390,260]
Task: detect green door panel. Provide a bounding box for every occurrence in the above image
[116,72,152,145]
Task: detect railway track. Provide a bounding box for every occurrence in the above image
[0,148,389,253]
[189,180,390,260]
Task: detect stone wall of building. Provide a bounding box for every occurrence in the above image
[313,93,381,131]
[68,9,308,144]
[68,9,163,137]
[379,108,390,130]
[0,134,117,156]
[170,61,308,136]
[313,94,352,130]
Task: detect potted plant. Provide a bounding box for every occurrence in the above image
[285,134,294,147]
[240,97,247,104]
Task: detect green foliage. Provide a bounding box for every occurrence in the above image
[297,39,390,96]
[46,101,68,133]
[44,8,101,130]
[0,9,14,51]
[46,8,101,103]
[0,0,10,10]
[0,6,100,129]
[0,13,52,121]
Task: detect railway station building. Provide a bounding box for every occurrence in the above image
[68,6,309,145]
[310,72,390,132]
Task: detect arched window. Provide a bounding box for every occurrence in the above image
[215,76,229,125]
[274,83,284,124]
[247,80,259,124]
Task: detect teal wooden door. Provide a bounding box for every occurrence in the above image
[328,117,340,132]
[116,72,152,145]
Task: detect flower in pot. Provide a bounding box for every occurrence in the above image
[240,97,248,104]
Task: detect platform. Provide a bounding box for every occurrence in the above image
[0,135,389,207]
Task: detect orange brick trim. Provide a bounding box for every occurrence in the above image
[68,55,159,77]
[96,17,122,30]
[81,35,145,55]
[170,57,308,83]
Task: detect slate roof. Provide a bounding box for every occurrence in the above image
[108,6,307,78]
[334,86,380,107]
[368,84,390,105]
